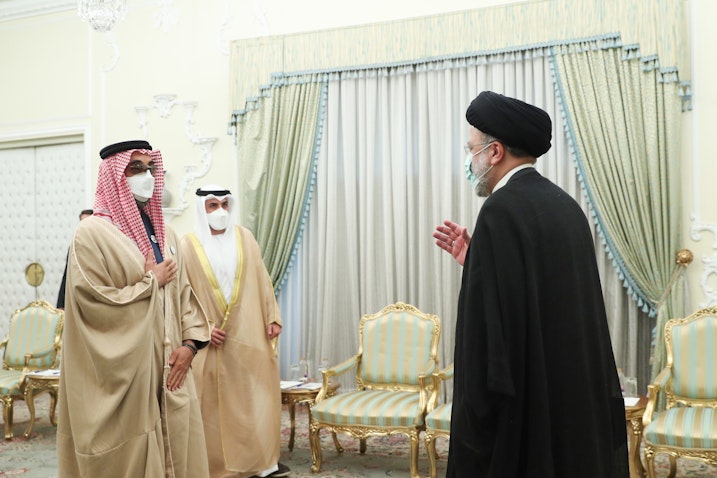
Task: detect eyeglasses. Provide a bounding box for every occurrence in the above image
[464,141,494,155]
[126,161,157,176]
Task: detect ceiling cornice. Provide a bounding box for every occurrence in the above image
[0,0,75,23]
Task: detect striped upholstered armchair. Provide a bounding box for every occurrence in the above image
[642,307,717,477]
[422,362,453,478]
[0,300,64,439]
[309,302,441,478]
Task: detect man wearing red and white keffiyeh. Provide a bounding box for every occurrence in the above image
[57,140,211,478]
[93,143,165,260]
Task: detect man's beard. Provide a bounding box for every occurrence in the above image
[471,157,492,197]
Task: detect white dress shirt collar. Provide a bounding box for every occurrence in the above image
[492,163,535,193]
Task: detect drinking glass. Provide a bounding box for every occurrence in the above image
[623,377,638,397]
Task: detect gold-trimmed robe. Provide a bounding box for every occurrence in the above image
[57,216,211,478]
[181,226,282,478]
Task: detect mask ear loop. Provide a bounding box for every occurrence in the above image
[474,164,494,183]
[465,141,495,186]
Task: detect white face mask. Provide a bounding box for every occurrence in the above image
[207,208,230,231]
[464,142,494,196]
[126,170,155,202]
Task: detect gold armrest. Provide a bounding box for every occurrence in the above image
[417,358,445,413]
[418,373,433,414]
[327,355,359,377]
[436,363,454,381]
[316,355,359,403]
[426,363,454,413]
[642,366,671,428]
[23,348,55,367]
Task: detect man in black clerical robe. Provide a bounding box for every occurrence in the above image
[436,91,628,477]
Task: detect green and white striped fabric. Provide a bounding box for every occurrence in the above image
[311,390,423,427]
[0,370,23,395]
[4,304,61,369]
[644,407,717,448]
[425,403,452,432]
[670,315,717,400]
[360,312,436,387]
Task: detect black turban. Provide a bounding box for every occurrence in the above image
[465,91,552,158]
[99,140,152,159]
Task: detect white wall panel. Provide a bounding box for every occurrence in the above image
[0,142,84,339]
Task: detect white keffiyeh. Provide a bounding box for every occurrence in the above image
[194,185,239,302]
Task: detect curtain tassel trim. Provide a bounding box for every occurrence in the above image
[680,81,693,112]
[275,79,329,294]
[549,45,678,318]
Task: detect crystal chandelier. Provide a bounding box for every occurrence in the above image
[77,0,127,32]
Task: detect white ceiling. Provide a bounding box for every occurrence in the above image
[0,0,74,23]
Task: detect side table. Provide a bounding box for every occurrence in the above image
[624,395,648,478]
[281,381,340,451]
[23,370,60,438]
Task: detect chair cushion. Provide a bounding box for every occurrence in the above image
[644,407,717,448]
[426,403,452,432]
[312,390,424,427]
[0,369,23,395]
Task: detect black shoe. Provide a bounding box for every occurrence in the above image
[268,463,291,477]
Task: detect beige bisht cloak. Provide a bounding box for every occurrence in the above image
[181,225,282,478]
[57,216,211,478]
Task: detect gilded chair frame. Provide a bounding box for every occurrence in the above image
[309,302,441,478]
[422,362,453,478]
[0,300,64,439]
[642,307,717,477]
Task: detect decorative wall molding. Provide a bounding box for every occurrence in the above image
[690,214,717,307]
[100,31,121,72]
[0,0,73,23]
[154,0,179,32]
[162,137,217,218]
[134,95,217,219]
[153,94,177,118]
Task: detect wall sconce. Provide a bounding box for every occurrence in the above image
[153,94,177,118]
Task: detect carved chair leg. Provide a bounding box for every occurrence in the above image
[360,437,367,454]
[644,446,656,478]
[2,397,14,440]
[50,390,58,426]
[668,454,677,478]
[409,430,420,478]
[331,431,343,453]
[309,422,323,473]
[426,434,438,478]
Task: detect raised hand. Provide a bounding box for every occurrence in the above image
[433,219,471,266]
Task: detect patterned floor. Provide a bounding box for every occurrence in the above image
[1,396,715,477]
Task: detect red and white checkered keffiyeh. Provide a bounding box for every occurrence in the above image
[93,147,165,263]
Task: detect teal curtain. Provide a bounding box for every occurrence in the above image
[233,74,326,290]
[552,43,685,382]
